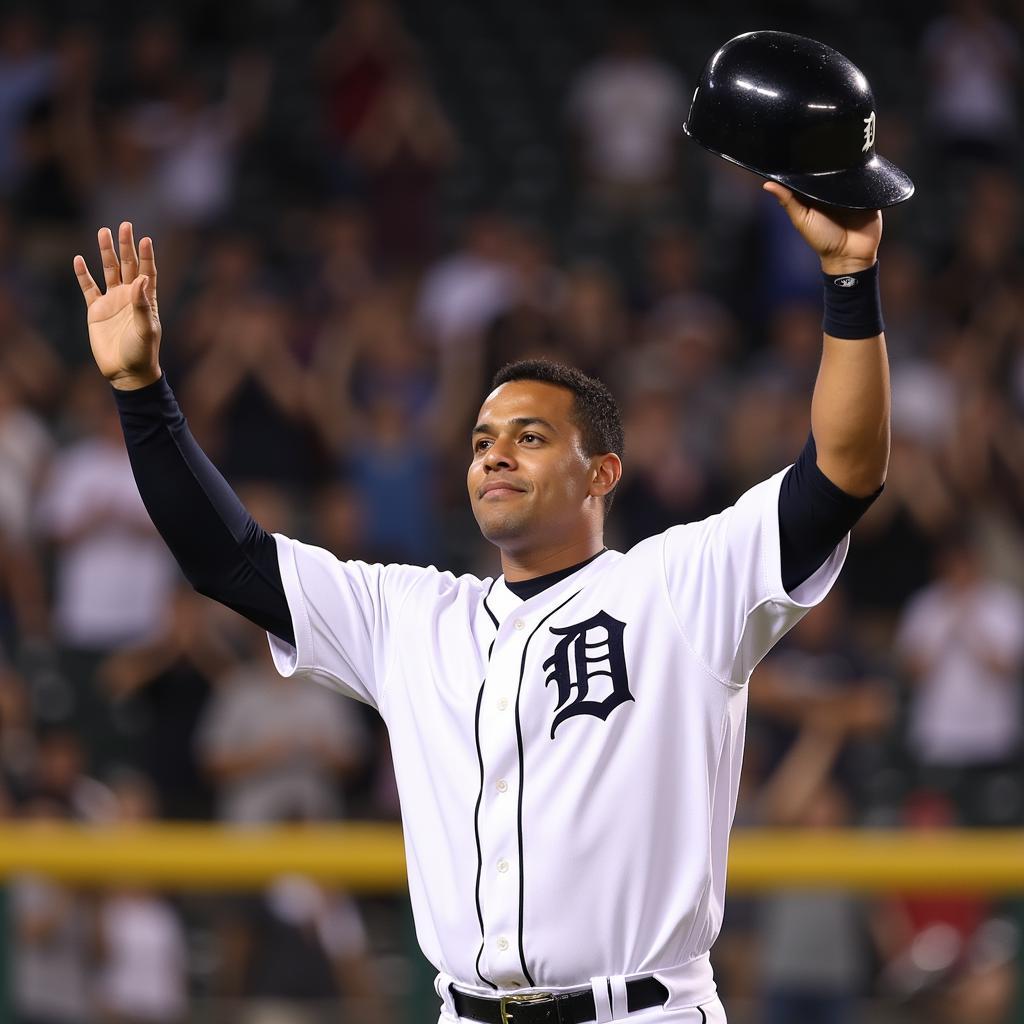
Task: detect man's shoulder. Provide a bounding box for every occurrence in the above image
[617,474,788,575]
[279,535,490,601]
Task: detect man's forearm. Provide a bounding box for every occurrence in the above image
[114,376,295,645]
[760,186,890,498]
[810,260,891,498]
[811,331,890,497]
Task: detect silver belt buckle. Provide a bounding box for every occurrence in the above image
[499,991,555,1024]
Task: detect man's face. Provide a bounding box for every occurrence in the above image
[467,381,599,550]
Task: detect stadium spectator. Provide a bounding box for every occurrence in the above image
[308,482,369,563]
[179,293,325,486]
[415,211,518,350]
[0,281,66,412]
[639,226,736,339]
[94,773,189,1024]
[171,232,270,367]
[896,530,1024,824]
[752,301,825,393]
[347,62,457,267]
[10,794,94,1024]
[29,726,117,823]
[0,368,51,644]
[934,169,1023,330]
[554,262,630,380]
[97,586,234,819]
[11,27,99,270]
[87,114,167,259]
[319,0,415,153]
[873,790,1019,1024]
[197,624,368,825]
[612,389,720,548]
[921,0,1021,162]
[0,11,54,196]
[300,204,377,322]
[566,26,686,210]
[217,873,388,1024]
[126,55,270,230]
[309,286,444,559]
[719,378,807,496]
[757,192,824,318]
[35,374,176,762]
[482,224,567,381]
[877,242,935,364]
[835,425,959,636]
[754,703,875,1024]
[311,285,434,448]
[749,588,894,807]
[105,18,181,114]
[0,648,32,784]
[344,393,441,562]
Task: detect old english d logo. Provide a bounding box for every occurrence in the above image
[543,611,633,738]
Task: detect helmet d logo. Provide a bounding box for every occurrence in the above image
[862,111,876,153]
[542,611,633,738]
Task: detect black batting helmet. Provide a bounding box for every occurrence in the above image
[683,31,914,209]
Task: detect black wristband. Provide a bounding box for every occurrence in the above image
[822,262,884,340]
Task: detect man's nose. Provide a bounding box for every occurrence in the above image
[483,438,517,470]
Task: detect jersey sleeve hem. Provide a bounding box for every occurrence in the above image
[266,533,316,679]
[728,473,849,684]
[662,469,852,689]
[758,467,850,611]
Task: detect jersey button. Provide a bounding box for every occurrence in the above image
[496,779,508,793]
[513,619,525,630]
[497,698,509,711]
[497,937,510,951]
[497,858,509,873]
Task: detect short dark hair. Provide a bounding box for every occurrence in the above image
[490,359,624,513]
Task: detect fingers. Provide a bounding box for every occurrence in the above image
[763,181,795,206]
[118,222,139,284]
[73,254,102,307]
[98,227,121,289]
[763,181,817,232]
[131,275,150,310]
[131,275,160,343]
[138,235,158,305]
[76,224,156,307]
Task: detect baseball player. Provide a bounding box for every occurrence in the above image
[74,173,888,1022]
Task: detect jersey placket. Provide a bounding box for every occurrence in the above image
[475,609,530,989]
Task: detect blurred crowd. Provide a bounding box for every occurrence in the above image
[1,0,1023,1022]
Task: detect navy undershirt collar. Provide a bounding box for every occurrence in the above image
[505,549,607,601]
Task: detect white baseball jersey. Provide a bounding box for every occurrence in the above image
[268,467,847,1023]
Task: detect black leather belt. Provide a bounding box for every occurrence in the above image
[450,977,668,1023]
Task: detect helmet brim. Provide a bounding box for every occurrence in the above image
[774,156,914,210]
[684,122,914,209]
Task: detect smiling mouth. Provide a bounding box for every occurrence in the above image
[481,485,524,498]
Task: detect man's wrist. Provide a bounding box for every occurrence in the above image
[820,255,877,276]
[822,262,884,339]
[110,368,163,391]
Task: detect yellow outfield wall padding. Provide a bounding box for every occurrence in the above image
[0,824,1022,892]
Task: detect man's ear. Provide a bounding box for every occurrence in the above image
[590,452,622,500]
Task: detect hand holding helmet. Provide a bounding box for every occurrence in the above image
[764,181,881,276]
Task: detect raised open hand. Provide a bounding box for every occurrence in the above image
[74,223,162,390]
[763,182,882,276]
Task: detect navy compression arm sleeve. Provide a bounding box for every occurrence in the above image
[113,376,295,645]
[778,433,881,594]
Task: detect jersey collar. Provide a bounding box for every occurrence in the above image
[485,549,616,624]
